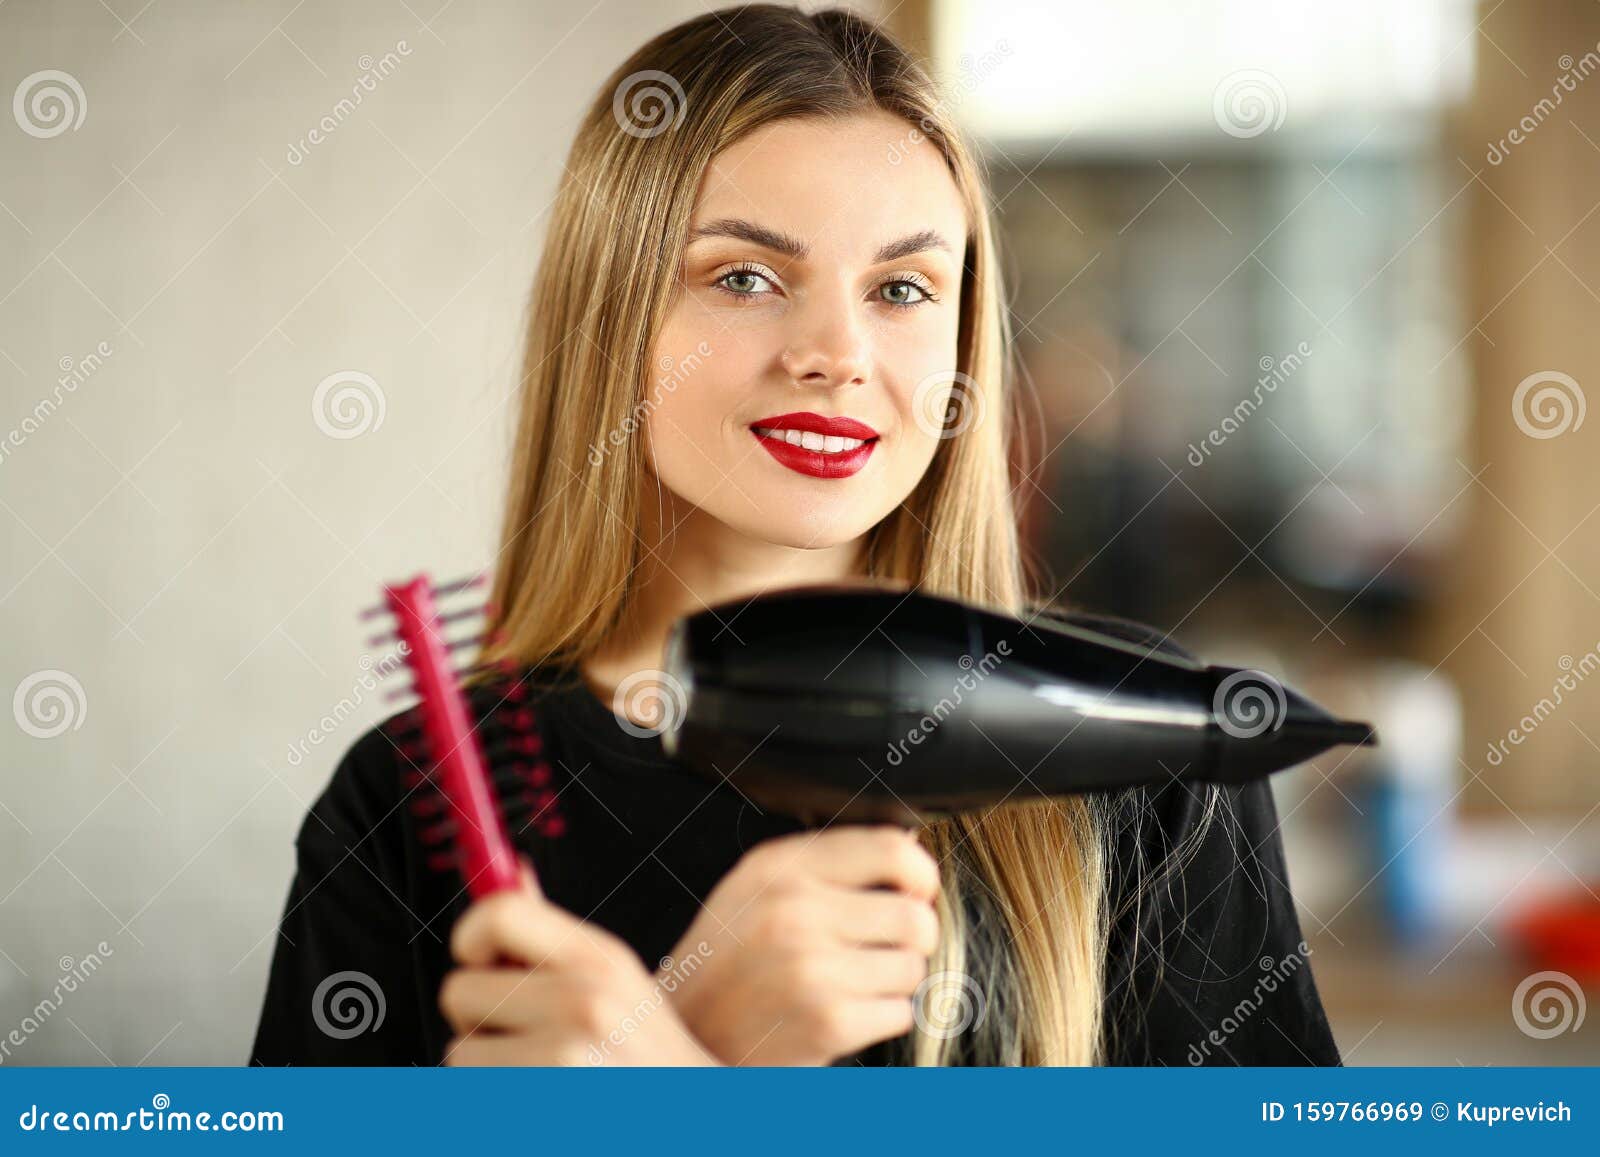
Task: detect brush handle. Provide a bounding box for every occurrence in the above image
[385,576,523,899]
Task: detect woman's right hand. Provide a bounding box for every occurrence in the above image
[658,824,942,1065]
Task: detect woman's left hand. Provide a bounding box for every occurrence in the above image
[439,863,719,1066]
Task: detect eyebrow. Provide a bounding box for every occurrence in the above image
[687,217,952,264]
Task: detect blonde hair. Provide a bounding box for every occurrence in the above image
[479,3,1193,1065]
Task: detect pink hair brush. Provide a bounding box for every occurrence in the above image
[363,572,564,899]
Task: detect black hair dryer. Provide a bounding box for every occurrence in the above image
[660,581,1377,826]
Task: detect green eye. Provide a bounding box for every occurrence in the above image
[716,266,773,298]
[879,279,933,307]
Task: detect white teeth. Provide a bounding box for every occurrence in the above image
[753,427,868,453]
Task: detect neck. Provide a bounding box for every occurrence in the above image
[580,486,867,706]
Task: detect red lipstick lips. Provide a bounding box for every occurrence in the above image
[749,411,879,479]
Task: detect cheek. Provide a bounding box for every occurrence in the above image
[880,318,962,447]
[653,298,775,399]
[641,379,717,492]
[648,301,777,447]
[887,385,949,481]
[641,352,758,485]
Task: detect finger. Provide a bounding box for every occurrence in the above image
[838,997,918,1051]
[451,888,574,969]
[831,948,929,998]
[444,1030,583,1067]
[822,887,940,953]
[517,856,544,898]
[438,967,563,1033]
[792,826,940,900]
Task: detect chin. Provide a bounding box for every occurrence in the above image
[723,508,870,551]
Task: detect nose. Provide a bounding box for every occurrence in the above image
[779,287,870,389]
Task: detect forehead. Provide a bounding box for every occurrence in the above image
[691,110,969,257]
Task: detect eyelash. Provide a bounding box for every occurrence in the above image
[711,262,940,310]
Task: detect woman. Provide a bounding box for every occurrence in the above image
[251,3,1341,1067]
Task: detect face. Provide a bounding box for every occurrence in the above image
[644,109,970,550]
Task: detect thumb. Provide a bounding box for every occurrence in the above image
[451,876,566,968]
[517,856,544,898]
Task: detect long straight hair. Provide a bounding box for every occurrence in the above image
[480,4,1131,1065]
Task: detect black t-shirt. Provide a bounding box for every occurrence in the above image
[249,612,1342,1067]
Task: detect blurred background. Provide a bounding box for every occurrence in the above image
[1,0,1596,1064]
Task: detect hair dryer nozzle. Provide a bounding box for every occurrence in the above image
[1203,664,1378,785]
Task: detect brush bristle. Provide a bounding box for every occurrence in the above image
[380,661,566,873]
[370,574,564,895]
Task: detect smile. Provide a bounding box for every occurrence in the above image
[751,426,871,453]
[747,411,880,479]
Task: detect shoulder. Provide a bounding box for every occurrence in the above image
[290,710,417,882]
